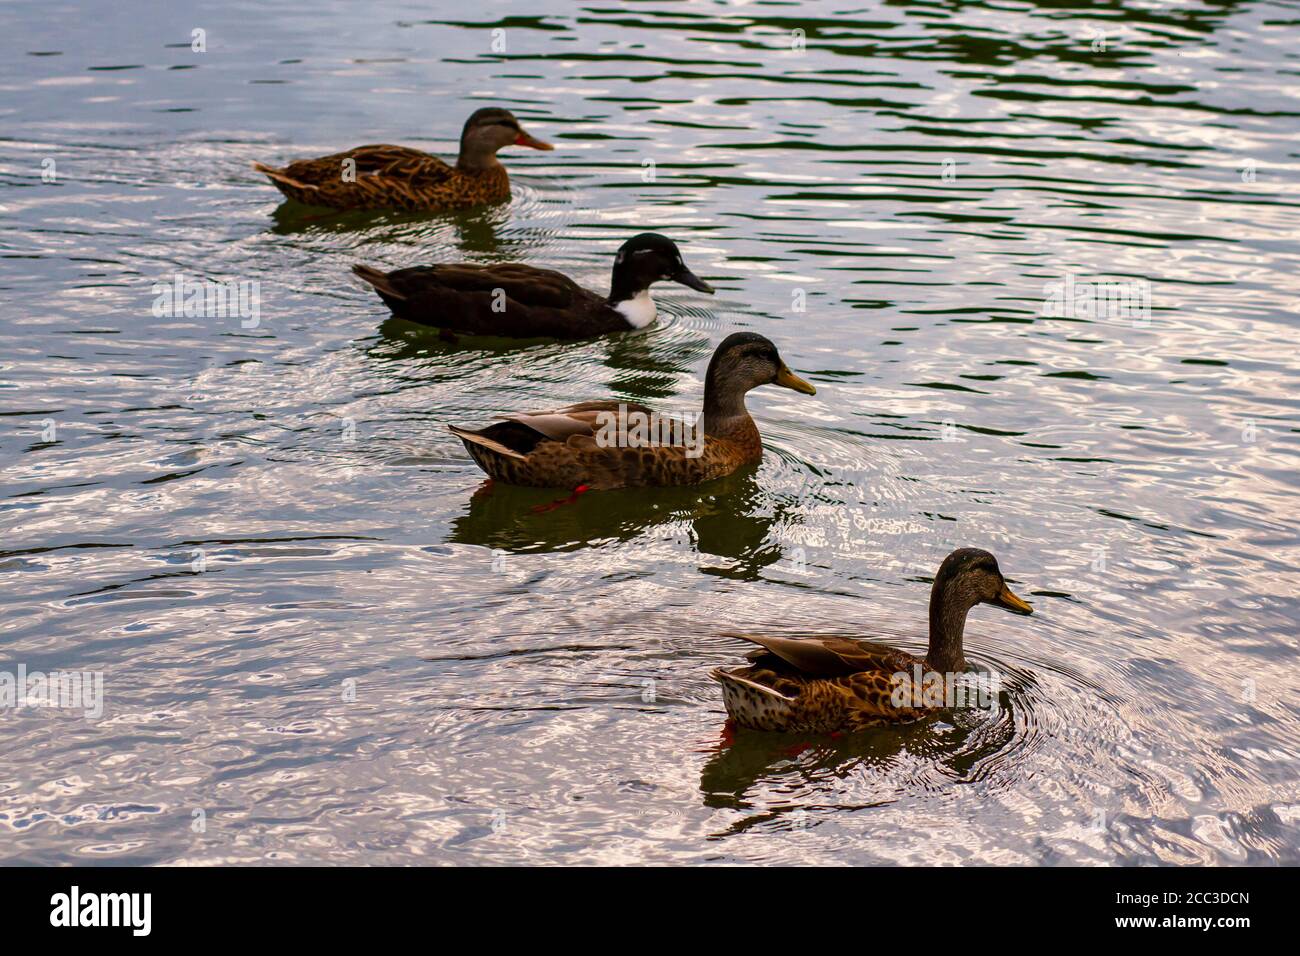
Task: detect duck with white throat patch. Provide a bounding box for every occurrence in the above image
[351,232,714,340]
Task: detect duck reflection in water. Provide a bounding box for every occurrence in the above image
[448,469,797,581]
[268,197,528,264]
[698,684,1017,816]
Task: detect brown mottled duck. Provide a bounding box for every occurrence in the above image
[252,107,552,211]
[353,233,713,339]
[448,332,817,490]
[712,548,1034,733]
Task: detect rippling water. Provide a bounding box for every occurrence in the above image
[2,0,1298,865]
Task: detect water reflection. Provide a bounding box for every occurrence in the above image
[448,469,799,580]
[268,198,529,258]
[699,665,1026,812]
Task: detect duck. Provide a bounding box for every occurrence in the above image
[352,233,714,339]
[711,548,1034,733]
[448,332,816,489]
[251,107,553,211]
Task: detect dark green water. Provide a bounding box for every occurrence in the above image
[1,0,1297,864]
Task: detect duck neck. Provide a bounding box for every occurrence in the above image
[607,268,650,308]
[456,141,500,173]
[926,580,973,673]
[607,268,658,329]
[702,373,758,450]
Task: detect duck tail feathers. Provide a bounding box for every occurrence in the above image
[711,668,798,729]
[448,424,528,461]
[352,264,406,300]
[253,161,318,192]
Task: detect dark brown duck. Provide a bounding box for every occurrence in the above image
[352,233,714,339]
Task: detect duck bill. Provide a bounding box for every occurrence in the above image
[514,129,554,151]
[775,363,816,395]
[671,267,714,294]
[991,583,1033,615]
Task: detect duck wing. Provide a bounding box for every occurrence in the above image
[281,144,454,187]
[408,263,590,310]
[726,633,916,677]
[451,400,660,458]
[504,400,658,440]
[353,263,609,339]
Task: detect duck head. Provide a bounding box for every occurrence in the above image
[927,548,1033,672]
[703,332,816,429]
[457,108,553,171]
[607,233,714,328]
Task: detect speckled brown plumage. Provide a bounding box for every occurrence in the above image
[255,145,508,210]
[712,549,1036,733]
[452,402,762,490]
[448,333,817,490]
[712,637,931,732]
[252,108,551,212]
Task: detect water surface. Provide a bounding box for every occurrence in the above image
[1,0,1298,864]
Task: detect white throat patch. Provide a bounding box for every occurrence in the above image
[614,291,657,329]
